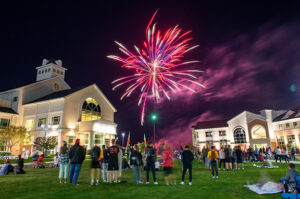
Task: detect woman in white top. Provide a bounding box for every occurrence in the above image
[218,146,226,170]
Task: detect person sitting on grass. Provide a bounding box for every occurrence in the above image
[37,154,45,168]
[207,146,218,178]
[0,159,14,175]
[16,155,26,174]
[180,145,194,185]
[280,163,300,193]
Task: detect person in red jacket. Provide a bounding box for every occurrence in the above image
[37,154,45,168]
[163,145,175,185]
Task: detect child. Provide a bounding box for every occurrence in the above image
[155,160,160,171]
[207,146,218,178]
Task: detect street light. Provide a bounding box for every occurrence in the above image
[151,114,157,145]
[122,132,125,147]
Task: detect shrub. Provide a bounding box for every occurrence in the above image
[0,152,11,156]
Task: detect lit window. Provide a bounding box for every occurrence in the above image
[251,125,267,139]
[219,131,226,136]
[206,141,213,146]
[0,140,7,151]
[234,128,246,144]
[277,136,285,147]
[0,118,10,128]
[94,134,104,145]
[25,119,34,129]
[279,124,283,130]
[288,135,296,147]
[205,131,213,137]
[38,118,47,127]
[81,98,101,121]
[286,123,290,129]
[293,122,298,128]
[220,139,227,146]
[84,134,89,146]
[67,136,75,146]
[51,116,60,125]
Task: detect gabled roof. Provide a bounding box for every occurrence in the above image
[192,119,228,129]
[273,106,300,122]
[0,107,18,114]
[0,76,70,93]
[24,85,89,105]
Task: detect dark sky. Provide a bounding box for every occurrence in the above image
[1,1,300,145]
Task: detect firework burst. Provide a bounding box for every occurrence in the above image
[108,10,205,125]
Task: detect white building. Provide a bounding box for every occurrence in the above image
[192,108,300,150]
[0,59,117,155]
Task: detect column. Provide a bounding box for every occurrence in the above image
[89,131,94,149]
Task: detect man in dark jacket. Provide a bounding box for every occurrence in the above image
[69,139,86,185]
[180,145,194,185]
[90,145,101,185]
[145,142,158,184]
[130,144,142,184]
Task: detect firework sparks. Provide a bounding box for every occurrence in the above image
[108,10,205,125]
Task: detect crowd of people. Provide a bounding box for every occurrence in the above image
[1,141,300,192]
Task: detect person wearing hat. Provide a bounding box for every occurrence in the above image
[69,139,86,185]
[59,141,69,183]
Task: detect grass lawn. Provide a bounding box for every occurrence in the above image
[0,160,289,199]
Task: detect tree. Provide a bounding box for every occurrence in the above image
[34,136,57,154]
[0,126,27,153]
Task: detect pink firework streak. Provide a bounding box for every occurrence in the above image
[108,10,206,125]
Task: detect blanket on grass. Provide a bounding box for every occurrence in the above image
[244,181,282,195]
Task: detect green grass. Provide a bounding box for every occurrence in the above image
[0,160,288,199]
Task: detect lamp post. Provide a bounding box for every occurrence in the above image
[151,114,157,145]
[122,132,125,147]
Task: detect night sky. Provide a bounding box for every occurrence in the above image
[1,1,300,146]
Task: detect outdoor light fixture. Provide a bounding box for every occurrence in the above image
[122,132,125,147]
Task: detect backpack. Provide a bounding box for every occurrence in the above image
[211,150,216,160]
[91,147,99,160]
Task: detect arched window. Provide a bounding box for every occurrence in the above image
[81,98,101,121]
[234,128,246,144]
[251,125,267,139]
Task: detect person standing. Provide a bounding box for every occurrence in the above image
[69,139,86,185]
[130,144,142,184]
[225,145,233,170]
[275,146,282,163]
[201,146,206,163]
[180,145,194,185]
[59,141,69,183]
[145,142,158,184]
[291,147,296,161]
[101,145,109,182]
[107,139,120,184]
[204,147,210,169]
[162,145,175,185]
[236,146,244,170]
[90,145,101,185]
[207,146,218,178]
[53,152,59,168]
[219,146,226,170]
[283,147,290,163]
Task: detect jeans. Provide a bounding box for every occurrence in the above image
[219,159,225,169]
[275,155,282,163]
[59,163,69,179]
[69,164,82,185]
[132,165,141,184]
[211,160,218,176]
[146,161,156,182]
[102,163,109,182]
[205,157,210,169]
[182,164,192,182]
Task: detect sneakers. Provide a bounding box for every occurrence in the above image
[189,182,192,185]
[90,180,94,185]
[146,182,150,184]
[154,181,158,185]
[218,168,221,170]
[216,176,219,179]
[180,181,184,185]
[212,176,215,179]
[223,169,225,171]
